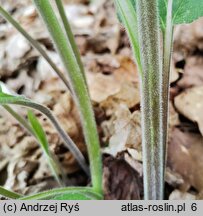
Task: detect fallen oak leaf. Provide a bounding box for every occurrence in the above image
[174,86,203,135]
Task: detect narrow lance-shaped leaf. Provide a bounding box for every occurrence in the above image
[162,0,174,174]
[33,0,102,195]
[54,0,87,84]
[114,0,142,74]
[53,192,91,200]
[19,187,102,200]
[0,186,22,199]
[0,91,89,175]
[53,191,102,200]
[28,111,49,154]
[27,110,66,186]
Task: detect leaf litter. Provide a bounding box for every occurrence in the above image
[0,0,203,200]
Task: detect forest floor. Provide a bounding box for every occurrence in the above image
[1,0,203,200]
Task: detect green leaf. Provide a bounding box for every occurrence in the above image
[172,0,203,24]
[28,110,49,155]
[0,186,22,199]
[117,0,203,31]
[34,0,101,192]
[52,190,102,200]
[53,192,92,200]
[27,110,65,186]
[19,187,102,200]
[158,0,168,29]
[114,0,142,74]
[159,0,203,29]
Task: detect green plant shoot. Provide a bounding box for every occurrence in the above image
[115,0,203,200]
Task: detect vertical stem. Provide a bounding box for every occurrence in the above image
[163,0,173,167]
[136,0,164,199]
[55,0,87,83]
[33,0,102,195]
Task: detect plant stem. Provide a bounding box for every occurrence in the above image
[0,186,22,199]
[136,0,164,199]
[162,0,173,167]
[33,0,102,195]
[0,6,71,92]
[55,0,87,83]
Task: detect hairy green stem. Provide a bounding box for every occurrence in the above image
[0,186,22,199]
[162,0,173,167]
[0,6,71,92]
[136,0,164,199]
[33,0,102,194]
[55,0,87,83]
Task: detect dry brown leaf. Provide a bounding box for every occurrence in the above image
[165,168,184,188]
[37,51,62,80]
[87,25,120,54]
[103,155,141,200]
[65,4,94,35]
[86,54,139,114]
[174,86,203,135]
[87,71,121,103]
[103,105,141,157]
[177,57,203,89]
[4,159,38,192]
[173,17,203,57]
[169,190,196,200]
[6,69,34,97]
[167,128,203,194]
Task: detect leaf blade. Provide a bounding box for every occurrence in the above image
[114,0,142,74]
[172,0,203,24]
[19,187,102,200]
[0,186,22,199]
[27,110,49,155]
[53,191,102,200]
[159,0,203,29]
